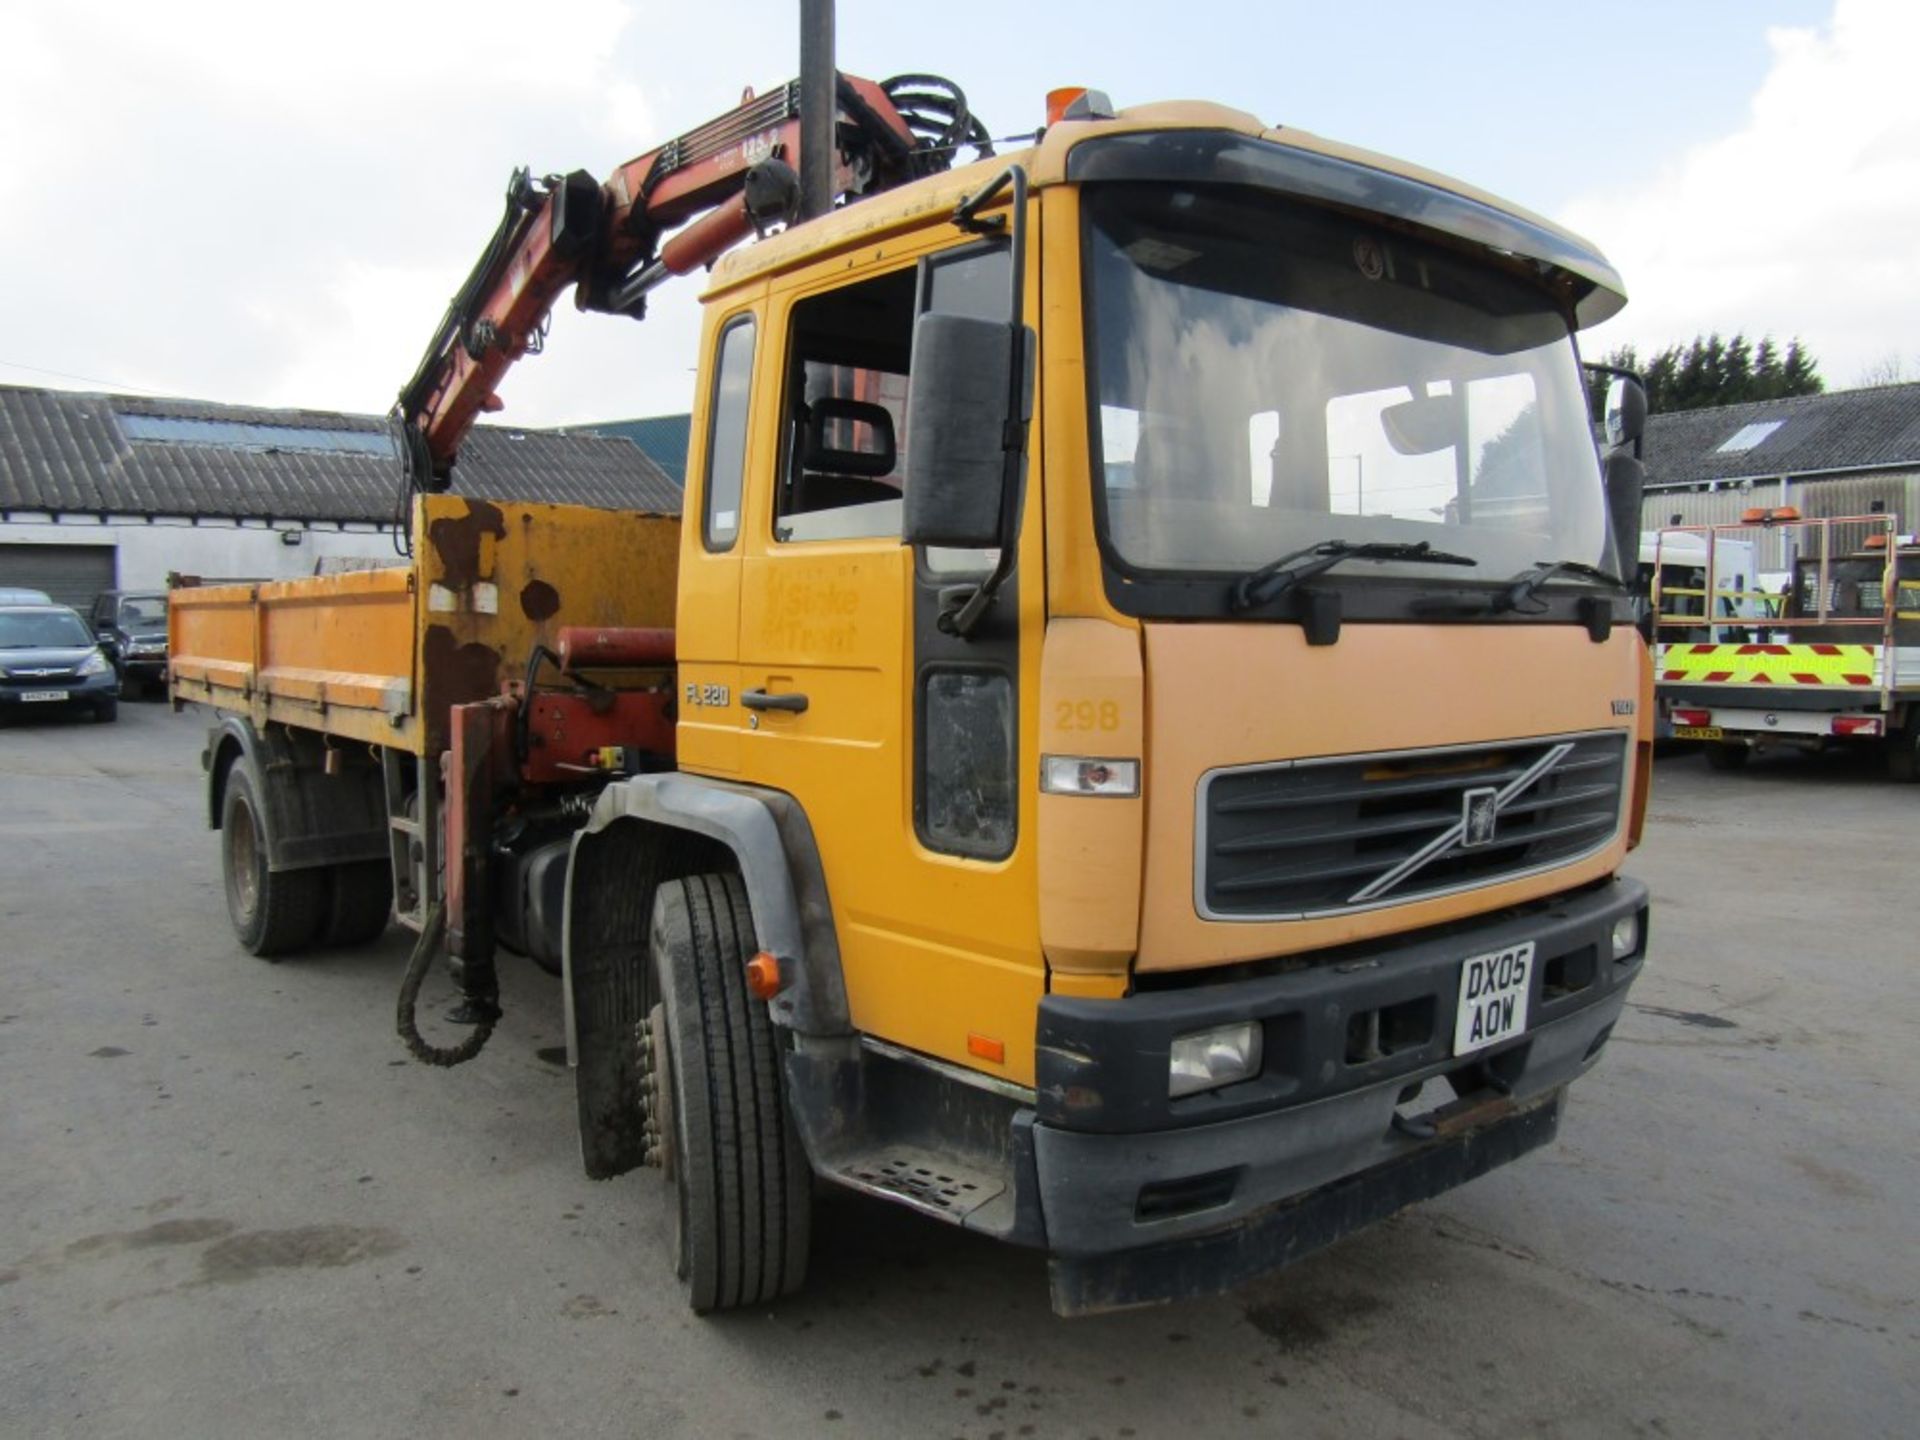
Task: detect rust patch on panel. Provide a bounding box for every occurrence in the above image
[423,624,504,713]
[426,498,506,588]
[520,579,561,621]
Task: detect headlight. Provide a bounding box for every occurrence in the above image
[78,650,111,677]
[1169,1021,1263,1098]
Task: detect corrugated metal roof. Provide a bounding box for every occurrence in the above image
[0,385,683,522]
[571,413,692,486]
[1644,382,1920,490]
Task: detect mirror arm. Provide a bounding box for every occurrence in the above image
[952,164,1024,235]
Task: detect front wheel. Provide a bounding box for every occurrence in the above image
[646,872,811,1313]
[221,766,324,957]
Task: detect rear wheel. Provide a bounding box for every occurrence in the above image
[646,872,810,1313]
[1704,741,1750,772]
[318,860,394,946]
[221,766,324,957]
[1888,724,1920,783]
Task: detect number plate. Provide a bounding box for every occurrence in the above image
[20,689,68,703]
[1673,725,1723,740]
[1454,941,1535,1056]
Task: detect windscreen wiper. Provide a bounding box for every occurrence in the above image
[1493,558,1631,614]
[1230,540,1478,613]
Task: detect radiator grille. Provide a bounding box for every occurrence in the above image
[1199,732,1627,919]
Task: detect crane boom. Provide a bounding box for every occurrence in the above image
[395,72,988,488]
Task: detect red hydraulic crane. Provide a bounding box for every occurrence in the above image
[394,72,990,489]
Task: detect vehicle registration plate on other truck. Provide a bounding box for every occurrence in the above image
[21,690,67,703]
[1454,941,1535,1056]
[1673,725,1723,740]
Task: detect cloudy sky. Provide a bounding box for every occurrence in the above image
[1,0,1913,427]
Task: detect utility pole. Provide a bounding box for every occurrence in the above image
[799,0,836,222]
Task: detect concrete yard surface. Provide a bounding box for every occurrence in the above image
[1,703,1915,1438]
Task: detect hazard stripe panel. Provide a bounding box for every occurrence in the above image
[1656,642,1880,687]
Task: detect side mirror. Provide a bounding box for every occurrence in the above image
[1604,375,1647,451]
[902,311,1015,549]
[1604,449,1645,581]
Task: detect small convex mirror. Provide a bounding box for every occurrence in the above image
[1605,375,1648,450]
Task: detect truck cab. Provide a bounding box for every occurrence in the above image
[572,101,1652,1311]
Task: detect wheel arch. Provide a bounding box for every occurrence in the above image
[201,715,388,870]
[562,773,849,1180]
[204,717,255,833]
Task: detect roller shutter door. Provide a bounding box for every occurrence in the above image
[0,543,118,611]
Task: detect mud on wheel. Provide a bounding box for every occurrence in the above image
[644,872,811,1312]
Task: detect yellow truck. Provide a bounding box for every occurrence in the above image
[172,67,1654,1315]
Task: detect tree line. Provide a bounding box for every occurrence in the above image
[1586,333,1823,415]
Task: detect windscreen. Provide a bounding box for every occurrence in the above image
[1084,185,1608,586]
[0,611,93,648]
[118,595,169,630]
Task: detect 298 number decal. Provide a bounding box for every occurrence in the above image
[1055,699,1121,732]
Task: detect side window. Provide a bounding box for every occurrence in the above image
[772,244,1013,549]
[923,243,1010,320]
[702,316,755,552]
[775,267,916,544]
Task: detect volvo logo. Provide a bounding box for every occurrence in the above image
[1348,741,1577,904]
[1461,786,1500,848]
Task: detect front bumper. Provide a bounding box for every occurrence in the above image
[1049,1094,1563,1314]
[0,670,117,710]
[1031,877,1646,1309]
[121,654,168,682]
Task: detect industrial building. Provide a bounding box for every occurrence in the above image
[1639,381,1920,563]
[0,385,680,608]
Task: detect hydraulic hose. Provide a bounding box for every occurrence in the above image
[395,902,498,1067]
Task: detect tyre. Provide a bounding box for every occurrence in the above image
[93,698,118,723]
[1888,725,1920,784]
[220,766,324,957]
[118,670,140,701]
[318,860,394,947]
[1704,741,1749,772]
[648,872,811,1313]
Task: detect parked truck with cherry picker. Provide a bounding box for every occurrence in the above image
[1653,509,1920,777]
[170,35,1656,1314]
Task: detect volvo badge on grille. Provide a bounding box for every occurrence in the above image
[1346,740,1577,904]
[1461,785,1500,848]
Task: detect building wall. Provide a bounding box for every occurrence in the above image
[0,514,404,594]
[1643,469,1920,570]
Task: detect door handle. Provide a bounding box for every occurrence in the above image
[741,688,809,713]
